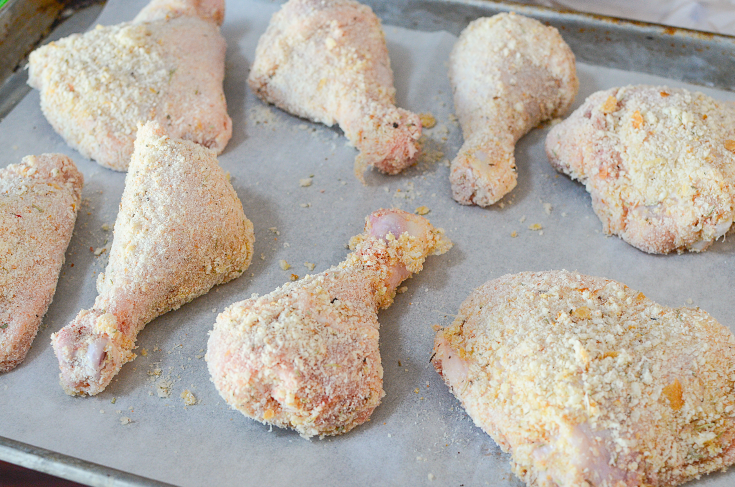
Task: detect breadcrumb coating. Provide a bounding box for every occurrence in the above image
[546,85,735,253]
[248,0,422,181]
[207,209,450,438]
[51,121,254,395]
[28,0,230,171]
[433,270,735,487]
[449,13,578,206]
[0,154,82,371]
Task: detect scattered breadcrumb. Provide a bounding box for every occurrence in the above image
[181,389,197,406]
[269,227,280,235]
[519,215,526,223]
[686,298,694,305]
[156,378,172,398]
[419,113,437,129]
[119,417,132,425]
[290,274,299,281]
[543,203,553,214]
[528,223,543,231]
[93,247,107,256]
[101,223,111,231]
[279,260,291,270]
[304,262,316,271]
[416,136,445,165]
[511,231,517,238]
[140,348,148,357]
[397,286,408,294]
[299,178,313,187]
[415,206,430,215]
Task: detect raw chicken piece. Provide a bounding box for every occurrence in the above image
[51,122,254,396]
[27,0,231,172]
[248,0,422,181]
[546,85,735,253]
[0,155,82,372]
[433,270,735,487]
[449,13,578,206]
[207,209,451,438]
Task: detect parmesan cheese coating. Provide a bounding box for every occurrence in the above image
[248,0,422,181]
[449,13,578,206]
[0,154,82,371]
[51,121,254,395]
[28,0,231,172]
[546,85,735,253]
[433,270,735,487]
[207,209,451,438]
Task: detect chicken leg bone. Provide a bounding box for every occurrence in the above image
[449,13,578,206]
[51,122,255,395]
[248,0,422,181]
[207,209,451,438]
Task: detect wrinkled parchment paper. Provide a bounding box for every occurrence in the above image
[1,1,734,485]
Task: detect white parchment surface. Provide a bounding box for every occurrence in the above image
[0,1,734,486]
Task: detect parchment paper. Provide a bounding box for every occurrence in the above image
[1,1,734,486]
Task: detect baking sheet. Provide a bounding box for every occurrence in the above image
[1,0,735,486]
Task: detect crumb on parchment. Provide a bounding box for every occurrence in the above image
[419,113,436,129]
[181,389,197,406]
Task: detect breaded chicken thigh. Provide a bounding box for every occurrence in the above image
[449,13,578,206]
[248,0,422,181]
[51,122,254,395]
[0,155,82,371]
[433,270,735,487]
[207,209,451,438]
[546,85,735,253]
[28,0,231,171]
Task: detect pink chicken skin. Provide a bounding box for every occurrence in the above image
[51,122,254,396]
[0,154,82,372]
[449,13,578,206]
[248,0,422,181]
[207,209,451,438]
[27,0,231,172]
[433,271,735,487]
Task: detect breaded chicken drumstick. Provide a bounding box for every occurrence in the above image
[207,209,451,438]
[52,122,254,395]
[1,155,82,371]
[248,0,422,181]
[433,270,735,487]
[28,0,231,171]
[449,13,578,206]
